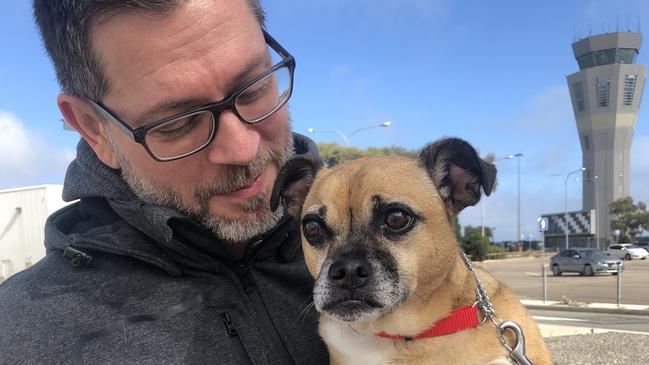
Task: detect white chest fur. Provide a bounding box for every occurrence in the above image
[321,321,397,365]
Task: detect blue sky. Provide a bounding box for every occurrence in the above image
[2,0,649,242]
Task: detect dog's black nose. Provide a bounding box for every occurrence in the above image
[328,258,373,289]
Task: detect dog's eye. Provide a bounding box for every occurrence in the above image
[384,209,413,231]
[302,220,324,244]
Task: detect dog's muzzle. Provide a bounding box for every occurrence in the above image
[314,246,408,322]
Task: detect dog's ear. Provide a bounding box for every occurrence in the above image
[270,156,322,218]
[418,138,497,215]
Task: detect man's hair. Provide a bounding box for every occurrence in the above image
[33,0,266,101]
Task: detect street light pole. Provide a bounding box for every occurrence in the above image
[594,176,600,250]
[307,121,392,147]
[514,153,523,250]
[348,121,392,146]
[305,128,349,146]
[563,167,586,249]
[585,176,600,249]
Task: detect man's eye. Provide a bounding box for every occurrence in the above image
[237,77,273,105]
[150,115,201,139]
[384,209,413,232]
[156,122,190,135]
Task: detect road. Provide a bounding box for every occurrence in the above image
[530,308,649,334]
[476,256,649,305]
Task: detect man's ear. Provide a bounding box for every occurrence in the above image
[270,156,322,218]
[58,94,121,169]
[418,137,497,215]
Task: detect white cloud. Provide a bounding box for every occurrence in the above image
[512,84,574,135]
[0,111,74,188]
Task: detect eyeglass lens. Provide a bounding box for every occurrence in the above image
[145,65,291,160]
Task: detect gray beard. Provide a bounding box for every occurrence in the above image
[107,127,294,244]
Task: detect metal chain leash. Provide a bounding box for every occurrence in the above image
[460,251,501,326]
[460,250,534,365]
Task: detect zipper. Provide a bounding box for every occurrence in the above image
[221,313,253,365]
[235,263,296,365]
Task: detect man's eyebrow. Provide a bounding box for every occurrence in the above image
[132,53,269,127]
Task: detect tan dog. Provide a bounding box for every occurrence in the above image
[271,138,552,365]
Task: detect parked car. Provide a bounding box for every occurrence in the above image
[550,248,624,276]
[607,243,649,260]
[633,242,649,253]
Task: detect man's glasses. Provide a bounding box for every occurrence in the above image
[85,30,295,162]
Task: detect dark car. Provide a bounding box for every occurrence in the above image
[550,248,624,276]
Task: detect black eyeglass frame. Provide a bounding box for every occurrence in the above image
[84,30,295,162]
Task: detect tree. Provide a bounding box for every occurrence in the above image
[453,216,462,243]
[316,143,419,167]
[464,225,493,241]
[461,228,491,261]
[609,197,649,243]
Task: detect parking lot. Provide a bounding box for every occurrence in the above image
[476,255,649,305]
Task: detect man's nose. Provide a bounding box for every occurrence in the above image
[206,110,260,165]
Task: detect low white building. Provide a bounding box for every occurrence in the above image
[0,185,72,281]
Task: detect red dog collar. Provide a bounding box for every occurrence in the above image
[375,306,480,340]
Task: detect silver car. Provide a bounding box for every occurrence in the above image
[550,248,624,276]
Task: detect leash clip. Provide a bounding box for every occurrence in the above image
[498,320,534,365]
[473,300,500,327]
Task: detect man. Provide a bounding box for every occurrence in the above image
[0,1,329,363]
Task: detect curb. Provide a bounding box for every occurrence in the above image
[523,303,649,316]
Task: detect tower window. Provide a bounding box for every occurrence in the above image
[583,135,590,150]
[573,81,585,111]
[623,75,637,106]
[596,76,611,107]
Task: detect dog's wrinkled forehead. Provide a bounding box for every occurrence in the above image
[301,157,436,218]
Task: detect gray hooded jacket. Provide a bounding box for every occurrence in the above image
[0,134,329,364]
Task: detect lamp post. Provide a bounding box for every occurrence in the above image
[514,153,524,250]
[306,121,392,147]
[584,176,600,249]
[348,121,392,145]
[305,128,349,146]
[550,167,586,249]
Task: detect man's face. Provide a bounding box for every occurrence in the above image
[91,0,293,242]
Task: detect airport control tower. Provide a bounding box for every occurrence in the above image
[567,32,646,248]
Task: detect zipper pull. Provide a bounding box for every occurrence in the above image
[221,313,238,336]
[236,264,256,293]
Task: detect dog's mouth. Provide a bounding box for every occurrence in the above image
[320,296,385,322]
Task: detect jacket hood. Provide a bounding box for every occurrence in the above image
[45,133,320,274]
